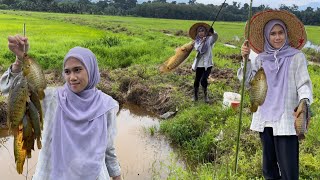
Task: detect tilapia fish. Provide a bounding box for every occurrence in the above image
[7,53,46,174]
[295,99,309,140]
[14,124,27,174]
[23,53,47,100]
[159,41,195,73]
[28,101,42,149]
[7,75,29,131]
[249,67,268,112]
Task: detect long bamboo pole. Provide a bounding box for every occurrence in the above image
[210,0,227,27]
[234,0,253,174]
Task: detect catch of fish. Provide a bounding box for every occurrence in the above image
[295,99,309,140]
[7,53,46,174]
[159,41,195,73]
[248,67,268,112]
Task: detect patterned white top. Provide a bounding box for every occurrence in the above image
[0,68,121,180]
[192,31,218,70]
[237,52,313,135]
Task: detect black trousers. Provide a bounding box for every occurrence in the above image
[259,127,299,180]
[194,67,212,89]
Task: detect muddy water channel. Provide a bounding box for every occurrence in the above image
[0,104,181,180]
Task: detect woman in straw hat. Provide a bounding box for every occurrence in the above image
[238,10,313,180]
[189,22,218,103]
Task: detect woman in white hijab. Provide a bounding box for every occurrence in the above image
[1,35,122,180]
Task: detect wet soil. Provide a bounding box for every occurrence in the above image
[216,52,243,63]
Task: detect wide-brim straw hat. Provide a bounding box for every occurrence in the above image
[245,10,307,54]
[189,22,211,40]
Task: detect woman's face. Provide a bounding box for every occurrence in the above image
[64,57,89,93]
[197,27,206,38]
[269,24,286,49]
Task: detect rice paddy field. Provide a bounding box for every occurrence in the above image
[0,10,320,179]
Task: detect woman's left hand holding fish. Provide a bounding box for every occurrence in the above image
[8,35,29,73]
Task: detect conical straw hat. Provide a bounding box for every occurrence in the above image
[245,10,307,53]
[189,22,211,40]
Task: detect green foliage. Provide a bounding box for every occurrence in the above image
[2,1,320,25]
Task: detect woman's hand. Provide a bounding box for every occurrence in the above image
[8,35,29,73]
[200,36,207,44]
[241,40,250,61]
[8,35,29,59]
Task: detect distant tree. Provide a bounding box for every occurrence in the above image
[126,0,137,9]
[188,0,196,5]
[0,4,9,9]
[1,0,18,5]
[2,0,320,25]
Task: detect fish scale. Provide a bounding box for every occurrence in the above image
[7,75,29,130]
[295,99,308,139]
[24,54,47,100]
[249,67,268,112]
[159,41,195,73]
[7,53,46,174]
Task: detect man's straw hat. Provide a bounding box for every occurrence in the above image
[189,22,211,40]
[245,10,307,53]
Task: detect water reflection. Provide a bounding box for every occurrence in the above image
[304,41,320,52]
[115,105,182,180]
[0,106,181,180]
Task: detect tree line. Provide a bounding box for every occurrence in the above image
[1,0,320,25]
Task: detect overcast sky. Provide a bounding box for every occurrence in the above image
[196,0,319,9]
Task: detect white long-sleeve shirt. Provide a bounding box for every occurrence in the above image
[0,67,121,180]
[237,52,313,135]
[192,31,218,70]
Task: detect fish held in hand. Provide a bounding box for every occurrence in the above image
[23,53,47,100]
[159,41,195,73]
[295,99,309,140]
[249,67,268,112]
[7,75,29,131]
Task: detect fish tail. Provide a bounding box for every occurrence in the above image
[16,163,23,174]
[298,134,305,140]
[27,150,32,158]
[250,104,258,113]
